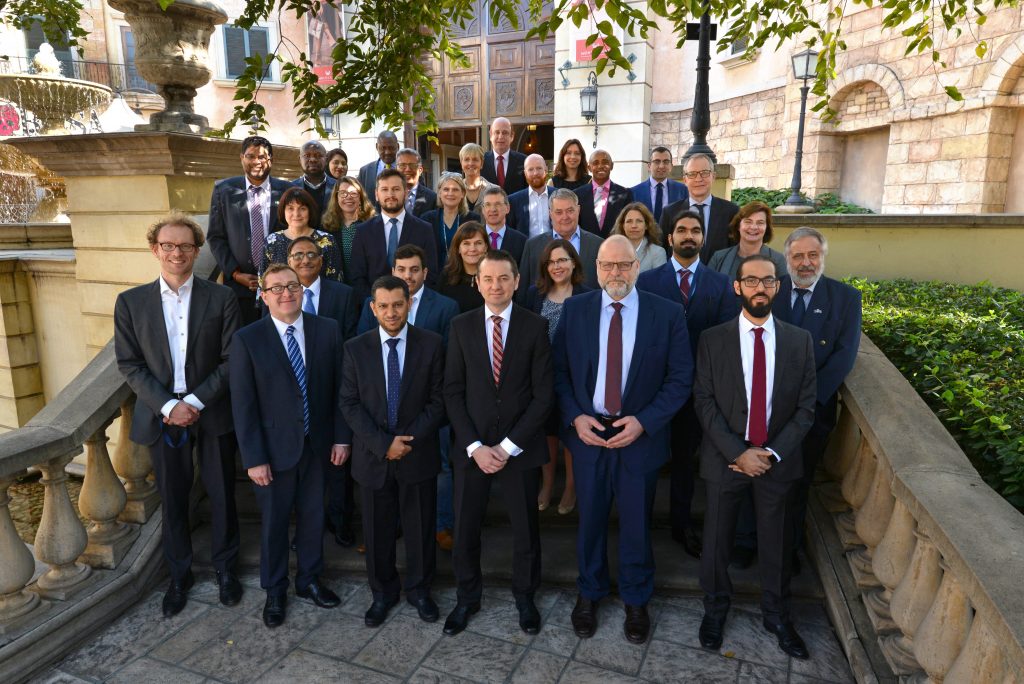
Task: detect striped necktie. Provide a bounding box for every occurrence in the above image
[285,325,310,434]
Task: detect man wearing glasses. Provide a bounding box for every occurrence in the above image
[692,255,816,659]
[657,153,739,262]
[553,235,692,644]
[115,212,243,618]
[395,148,436,219]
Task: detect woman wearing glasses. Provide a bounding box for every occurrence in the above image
[707,201,787,280]
[264,187,343,281]
[610,202,667,273]
[422,173,481,267]
[322,177,376,282]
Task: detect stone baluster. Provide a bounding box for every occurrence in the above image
[913,561,971,682]
[33,453,92,599]
[112,399,159,524]
[835,440,876,546]
[0,474,43,631]
[848,458,895,587]
[825,403,861,480]
[945,615,1009,683]
[865,498,916,632]
[883,529,942,675]
[78,426,138,569]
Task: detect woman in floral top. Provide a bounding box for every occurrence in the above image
[263,186,343,281]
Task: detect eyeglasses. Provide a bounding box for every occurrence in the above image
[396,163,419,170]
[243,154,270,163]
[683,169,713,179]
[738,276,779,289]
[288,251,321,261]
[547,257,572,266]
[264,282,303,295]
[338,191,361,199]
[597,260,637,272]
[158,242,197,254]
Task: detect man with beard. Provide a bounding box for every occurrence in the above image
[693,255,816,659]
[636,209,737,558]
[208,136,292,324]
[553,235,692,644]
[348,169,438,300]
[291,141,336,220]
[358,130,401,207]
[507,153,554,238]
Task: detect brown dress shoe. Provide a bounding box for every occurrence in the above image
[435,529,454,551]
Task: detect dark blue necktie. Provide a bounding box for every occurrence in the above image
[286,325,310,434]
[654,183,664,221]
[385,338,400,431]
[792,288,810,326]
[302,288,315,314]
[387,218,399,266]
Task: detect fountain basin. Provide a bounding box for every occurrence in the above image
[0,74,112,135]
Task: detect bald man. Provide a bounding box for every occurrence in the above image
[507,153,554,238]
[574,149,633,238]
[482,117,527,195]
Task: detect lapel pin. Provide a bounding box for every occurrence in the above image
[813,309,823,314]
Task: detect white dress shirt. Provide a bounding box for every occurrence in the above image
[302,277,322,314]
[466,302,522,458]
[528,188,550,237]
[690,196,712,228]
[158,275,205,417]
[592,288,639,416]
[408,288,422,325]
[674,256,701,297]
[245,178,272,239]
[270,313,306,364]
[738,313,777,447]
[380,209,407,242]
[379,324,408,394]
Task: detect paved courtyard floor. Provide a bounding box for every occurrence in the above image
[33,570,853,684]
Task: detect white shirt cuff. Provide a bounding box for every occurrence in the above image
[160,399,179,418]
[183,394,205,411]
[467,441,483,458]
[766,447,782,462]
[500,437,522,457]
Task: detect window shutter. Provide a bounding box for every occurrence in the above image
[224,25,247,78]
[249,27,271,78]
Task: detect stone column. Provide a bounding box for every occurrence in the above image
[883,529,942,675]
[0,260,46,430]
[78,426,138,569]
[836,440,876,546]
[847,459,895,588]
[0,474,43,632]
[913,562,971,681]
[33,453,92,599]
[865,498,915,633]
[945,615,1009,683]
[112,399,159,524]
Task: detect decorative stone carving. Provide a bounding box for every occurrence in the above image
[79,427,138,569]
[847,458,895,587]
[0,475,43,632]
[536,78,554,112]
[107,0,228,133]
[451,2,481,38]
[945,616,1009,682]
[865,498,916,633]
[113,400,160,524]
[454,85,474,117]
[913,562,971,681]
[496,82,517,115]
[33,453,92,599]
[835,440,875,547]
[883,529,942,675]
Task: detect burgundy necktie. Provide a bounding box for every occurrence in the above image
[679,269,691,304]
[605,302,624,415]
[749,327,768,446]
[490,231,500,250]
[497,155,505,187]
[249,185,265,271]
[491,315,503,385]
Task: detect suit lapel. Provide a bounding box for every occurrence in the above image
[803,281,830,341]
[317,280,334,317]
[398,327,419,403]
[497,307,526,390]
[145,280,174,377]
[471,309,496,386]
[623,294,650,398]
[584,294,601,395]
[185,279,209,365]
[725,319,747,408]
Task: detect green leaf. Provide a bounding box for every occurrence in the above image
[945,85,965,101]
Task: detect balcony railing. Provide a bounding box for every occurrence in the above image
[0,55,158,95]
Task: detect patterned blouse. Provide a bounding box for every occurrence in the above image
[263,229,343,281]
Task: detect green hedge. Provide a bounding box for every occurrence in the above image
[849,279,1024,510]
[731,187,873,214]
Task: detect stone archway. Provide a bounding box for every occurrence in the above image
[828,63,906,121]
[981,35,1024,96]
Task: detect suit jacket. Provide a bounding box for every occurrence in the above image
[482,150,527,195]
[693,316,816,483]
[340,326,446,489]
[357,286,460,348]
[517,230,603,299]
[491,226,526,264]
[708,244,788,282]
[507,186,554,236]
[630,179,688,222]
[444,305,554,470]
[575,182,634,238]
[420,209,481,268]
[315,278,359,344]
[407,184,437,219]
[521,283,591,315]
[114,277,241,446]
[348,214,439,300]
[207,175,291,300]
[658,195,740,262]
[229,313,351,471]
[636,260,738,359]
[552,290,693,474]
[773,275,861,406]
[291,175,337,220]
[358,160,383,208]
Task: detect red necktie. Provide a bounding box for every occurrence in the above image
[679,269,691,304]
[749,327,768,446]
[491,315,503,385]
[497,155,505,187]
[490,232,500,250]
[605,302,624,415]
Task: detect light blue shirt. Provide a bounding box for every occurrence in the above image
[553,226,582,255]
[790,277,819,309]
[302,277,322,314]
[486,225,508,249]
[649,177,666,196]
[378,324,409,394]
[592,288,639,416]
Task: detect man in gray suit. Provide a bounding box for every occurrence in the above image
[357,131,401,209]
[517,188,603,299]
[114,211,243,618]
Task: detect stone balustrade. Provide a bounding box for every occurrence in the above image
[814,334,1024,682]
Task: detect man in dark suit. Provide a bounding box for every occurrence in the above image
[340,275,446,627]
[208,135,292,324]
[658,153,739,262]
[574,149,633,238]
[630,146,688,223]
[693,254,816,659]
[396,147,437,219]
[286,236,360,548]
[479,186,526,263]
[357,130,400,208]
[229,263,349,628]
[349,169,438,300]
[114,212,243,618]
[636,208,737,558]
[518,189,603,299]
[553,235,693,644]
[291,141,336,221]
[481,117,527,195]
[507,153,554,238]
[443,250,553,636]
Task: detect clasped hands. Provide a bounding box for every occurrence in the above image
[250,444,352,487]
[573,415,643,449]
[471,444,512,474]
[164,400,199,427]
[729,448,774,477]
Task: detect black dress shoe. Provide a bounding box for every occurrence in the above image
[570,595,598,638]
[729,545,756,569]
[216,571,242,607]
[296,580,341,608]
[334,525,356,548]
[764,621,810,659]
[672,527,703,559]
[623,604,650,644]
[408,595,439,623]
[698,614,725,650]
[516,597,541,635]
[263,594,286,628]
[364,596,399,627]
[442,602,480,636]
[162,571,195,618]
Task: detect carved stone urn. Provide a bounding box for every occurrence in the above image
[107,0,228,133]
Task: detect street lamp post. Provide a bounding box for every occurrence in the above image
[683,8,717,163]
[580,71,599,147]
[318,107,334,139]
[782,48,819,211]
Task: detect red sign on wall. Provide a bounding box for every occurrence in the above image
[575,37,610,62]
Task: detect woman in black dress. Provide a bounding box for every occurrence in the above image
[421,172,480,268]
[550,139,591,191]
[436,221,488,313]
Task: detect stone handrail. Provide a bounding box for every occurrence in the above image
[817,334,1024,681]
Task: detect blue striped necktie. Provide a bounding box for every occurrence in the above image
[385,338,401,431]
[285,325,311,434]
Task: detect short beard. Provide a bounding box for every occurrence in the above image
[603,281,633,300]
[673,244,699,259]
[788,261,824,288]
[741,294,773,318]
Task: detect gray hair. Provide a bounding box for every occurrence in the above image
[481,185,509,206]
[436,172,469,214]
[396,147,421,163]
[784,226,829,257]
[549,187,579,210]
[683,153,715,172]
